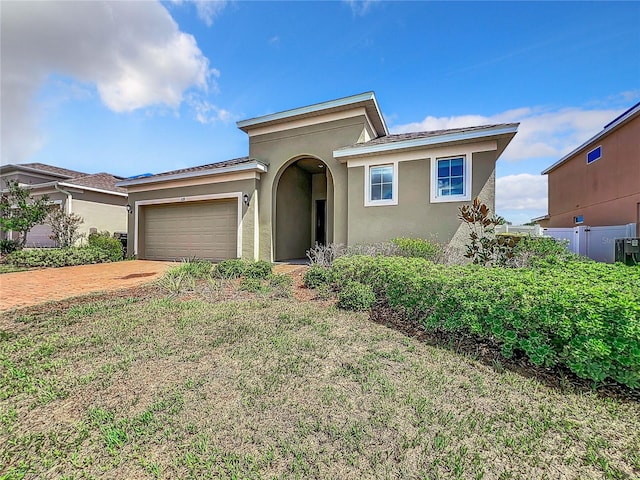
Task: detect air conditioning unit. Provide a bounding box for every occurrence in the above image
[614,238,640,265]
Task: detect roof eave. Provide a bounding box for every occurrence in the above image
[531,214,550,222]
[0,164,75,179]
[115,160,268,188]
[333,124,519,159]
[58,182,128,197]
[541,104,640,175]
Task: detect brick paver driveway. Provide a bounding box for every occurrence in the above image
[0,260,175,311]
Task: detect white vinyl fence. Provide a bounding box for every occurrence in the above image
[543,223,637,263]
[495,224,544,236]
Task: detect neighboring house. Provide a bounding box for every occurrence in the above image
[117,92,518,262]
[0,162,128,246]
[536,102,640,233]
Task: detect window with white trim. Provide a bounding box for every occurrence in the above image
[364,163,398,206]
[430,155,471,203]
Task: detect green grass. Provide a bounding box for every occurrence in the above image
[1,292,639,479]
[0,264,32,274]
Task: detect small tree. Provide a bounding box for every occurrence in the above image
[0,180,50,248]
[47,208,84,247]
[459,197,516,266]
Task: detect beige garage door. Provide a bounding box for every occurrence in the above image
[143,199,237,261]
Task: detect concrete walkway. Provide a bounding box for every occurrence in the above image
[0,260,175,311]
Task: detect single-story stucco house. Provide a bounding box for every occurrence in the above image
[117,92,518,262]
[0,162,128,246]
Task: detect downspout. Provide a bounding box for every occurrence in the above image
[54,183,73,214]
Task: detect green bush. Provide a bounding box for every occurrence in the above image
[337,281,376,311]
[1,239,19,254]
[239,277,269,294]
[87,231,123,259]
[391,237,442,261]
[303,264,333,289]
[215,259,246,278]
[512,236,582,266]
[244,260,273,279]
[331,255,640,388]
[170,259,213,278]
[6,246,122,268]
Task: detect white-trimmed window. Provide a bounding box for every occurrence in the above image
[430,155,471,203]
[365,162,398,206]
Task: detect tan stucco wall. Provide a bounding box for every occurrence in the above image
[547,115,640,228]
[347,151,496,247]
[72,200,127,238]
[275,165,312,260]
[249,115,368,261]
[126,178,257,259]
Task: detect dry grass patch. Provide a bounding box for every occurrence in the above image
[1,292,639,479]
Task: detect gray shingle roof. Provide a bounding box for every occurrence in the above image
[18,162,88,178]
[64,173,127,194]
[336,123,519,151]
[144,157,252,179]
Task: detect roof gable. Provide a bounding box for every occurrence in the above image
[237,92,388,137]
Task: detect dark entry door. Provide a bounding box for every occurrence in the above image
[316,199,326,246]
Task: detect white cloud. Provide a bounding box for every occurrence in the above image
[391,104,632,162]
[344,0,379,16]
[1,1,214,163]
[189,97,235,124]
[496,174,547,211]
[194,0,228,26]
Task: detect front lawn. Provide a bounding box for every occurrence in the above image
[0,264,32,274]
[1,291,638,479]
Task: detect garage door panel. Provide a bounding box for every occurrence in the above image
[143,200,237,261]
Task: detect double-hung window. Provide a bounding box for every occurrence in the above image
[365,163,398,206]
[430,155,471,202]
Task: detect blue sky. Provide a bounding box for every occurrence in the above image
[2,1,639,224]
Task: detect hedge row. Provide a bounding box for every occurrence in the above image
[331,255,640,388]
[6,246,122,268]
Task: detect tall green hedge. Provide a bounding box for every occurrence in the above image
[332,256,640,388]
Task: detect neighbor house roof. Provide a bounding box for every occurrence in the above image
[60,173,128,196]
[0,162,87,179]
[541,101,640,175]
[1,163,127,196]
[333,123,519,159]
[116,157,268,188]
[237,91,388,137]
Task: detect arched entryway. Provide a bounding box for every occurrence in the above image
[274,157,334,261]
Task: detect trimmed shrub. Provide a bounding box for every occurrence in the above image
[303,264,333,289]
[331,255,640,388]
[337,281,376,311]
[88,231,123,259]
[6,246,122,268]
[391,237,442,261]
[215,259,246,278]
[244,260,273,279]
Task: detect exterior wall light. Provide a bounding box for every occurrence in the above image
[243,194,250,206]
[126,204,132,214]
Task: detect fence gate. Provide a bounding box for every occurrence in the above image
[543,223,637,263]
